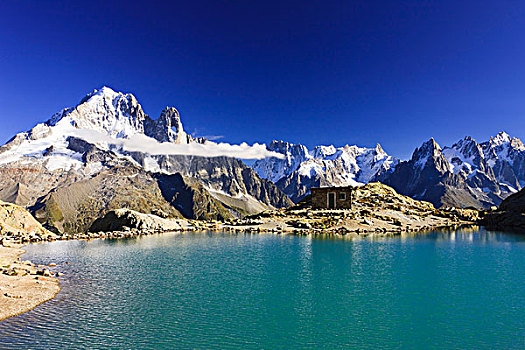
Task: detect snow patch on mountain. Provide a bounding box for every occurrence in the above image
[442,137,483,176]
[0,116,85,172]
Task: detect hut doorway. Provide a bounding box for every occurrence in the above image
[327,192,336,209]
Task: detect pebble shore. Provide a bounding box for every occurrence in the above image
[0,244,60,322]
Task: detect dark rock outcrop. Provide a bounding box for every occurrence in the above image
[157,173,232,221]
[482,188,525,229]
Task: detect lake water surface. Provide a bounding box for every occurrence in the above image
[1,228,525,349]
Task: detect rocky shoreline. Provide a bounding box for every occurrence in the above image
[0,200,61,322]
[1,214,477,246]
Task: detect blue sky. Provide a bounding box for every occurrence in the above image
[1,0,525,159]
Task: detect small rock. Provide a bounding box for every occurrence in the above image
[362,218,373,225]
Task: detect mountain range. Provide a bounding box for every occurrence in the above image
[252,132,525,209]
[252,141,398,202]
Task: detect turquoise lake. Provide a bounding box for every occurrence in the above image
[1,228,525,349]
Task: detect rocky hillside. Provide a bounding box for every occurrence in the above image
[0,87,292,233]
[238,182,478,235]
[0,200,54,240]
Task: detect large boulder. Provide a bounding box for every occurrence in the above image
[89,208,185,232]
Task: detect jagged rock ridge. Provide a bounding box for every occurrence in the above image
[252,140,399,202]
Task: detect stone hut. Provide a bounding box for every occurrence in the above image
[311,186,354,209]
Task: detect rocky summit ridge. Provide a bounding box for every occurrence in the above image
[46,87,199,143]
[380,133,525,209]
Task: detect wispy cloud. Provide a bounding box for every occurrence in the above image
[70,129,283,159]
[190,128,224,141]
[200,135,224,141]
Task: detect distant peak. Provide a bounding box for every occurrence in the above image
[411,137,443,168]
[79,86,123,104]
[158,106,183,130]
[510,137,525,151]
[98,86,117,93]
[422,137,441,150]
[160,106,180,115]
[87,86,118,96]
[267,140,301,152]
[374,143,385,154]
[491,131,512,145]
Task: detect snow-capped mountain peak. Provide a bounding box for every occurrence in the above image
[374,143,386,156]
[253,140,311,183]
[490,131,512,146]
[0,87,197,173]
[310,145,337,159]
[411,138,451,171]
[47,86,148,139]
[442,136,486,175]
[482,132,525,163]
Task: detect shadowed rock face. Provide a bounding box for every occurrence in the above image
[28,166,185,233]
[499,188,525,213]
[129,154,293,210]
[482,188,525,230]
[276,173,328,203]
[156,173,232,221]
